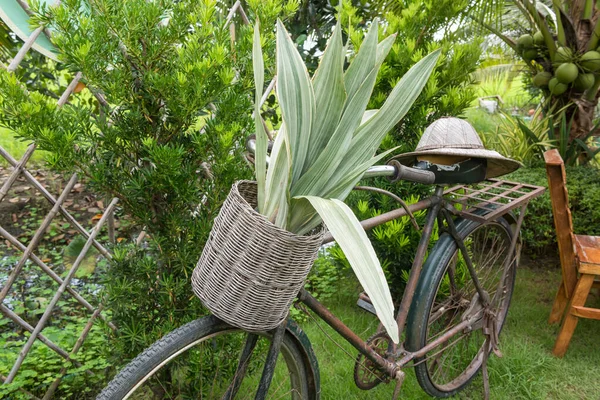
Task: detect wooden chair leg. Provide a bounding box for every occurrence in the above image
[552,274,595,357]
[548,282,568,325]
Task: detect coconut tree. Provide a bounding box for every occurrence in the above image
[472,0,600,160]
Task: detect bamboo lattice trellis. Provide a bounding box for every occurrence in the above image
[0,2,252,398]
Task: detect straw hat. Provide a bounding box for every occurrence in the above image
[390,117,521,178]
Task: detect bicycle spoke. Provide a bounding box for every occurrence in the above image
[416,221,515,391]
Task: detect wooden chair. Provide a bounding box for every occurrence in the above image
[545,149,600,357]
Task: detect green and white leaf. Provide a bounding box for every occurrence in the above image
[290,146,397,236]
[264,125,291,228]
[276,20,315,184]
[324,147,398,203]
[251,21,441,338]
[290,35,395,200]
[361,109,379,125]
[253,20,267,213]
[333,49,441,184]
[298,196,399,344]
[303,23,346,172]
[344,19,379,103]
[290,66,380,199]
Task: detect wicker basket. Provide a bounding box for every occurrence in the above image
[192,180,323,331]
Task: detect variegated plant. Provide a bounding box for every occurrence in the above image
[253,19,440,344]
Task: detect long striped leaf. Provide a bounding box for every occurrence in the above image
[303,23,346,172]
[290,147,397,236]
[361,109,379,125]
[351,50,441,161]
[276,20,315,184]
[298,196,399,344]
[324,147,398,201]
[290,34,396,200]
[264,125,291,228]
[344,19,379,103]
[253,21,267,213]
[290,67,383,199]
[333,50,440,182]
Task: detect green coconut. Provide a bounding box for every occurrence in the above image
[580,51,600,71]
[533,71,553,87]
[533,31,545,46]
[555,63,579,83]
[523,49,538,61]
[517,34,534,49]
[573,73,595,91]
[549,77,568,95]
[554,47,573,64]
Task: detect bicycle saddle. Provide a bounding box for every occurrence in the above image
[412,157,487,184]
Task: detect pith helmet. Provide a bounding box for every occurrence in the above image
[390,117,520,178]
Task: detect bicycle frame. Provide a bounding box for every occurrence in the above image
[252,179,545,398]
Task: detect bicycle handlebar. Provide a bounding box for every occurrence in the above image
[246,138,435,185]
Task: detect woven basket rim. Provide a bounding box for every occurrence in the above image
[233,180,324,242]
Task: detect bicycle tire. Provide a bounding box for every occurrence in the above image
[97,315,319,400]
[406,216,516,398]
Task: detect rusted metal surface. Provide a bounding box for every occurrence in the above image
[299,178,546,393]
[394,187,444,336]
[443,209,490,306]
[396,318,473,364]
[298,290,396,377]
[443,179,545,224]
[321,197,433,245]
[354,186,420,230]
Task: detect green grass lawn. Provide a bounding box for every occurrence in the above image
[298,263,600,399]
[0,127,46,166]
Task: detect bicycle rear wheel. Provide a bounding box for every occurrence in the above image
[406,216,516,398]
[97,315,318,400]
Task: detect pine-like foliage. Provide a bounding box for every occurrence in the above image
[341,0,482,153]
[0,0,298,360]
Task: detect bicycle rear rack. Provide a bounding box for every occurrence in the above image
[443,179,546,223]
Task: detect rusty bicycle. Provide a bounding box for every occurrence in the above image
[97,137,545,400]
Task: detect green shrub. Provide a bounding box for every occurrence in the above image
[0,270,109,400]
[507,166,600,256]
[327,187,439,299]
[341,0,482,154]
[0,0,297,368]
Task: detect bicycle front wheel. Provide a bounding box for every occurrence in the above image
[97,315,318,400]
[406,216,516,398]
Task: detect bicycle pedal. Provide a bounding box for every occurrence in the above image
[357,298,377,315]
